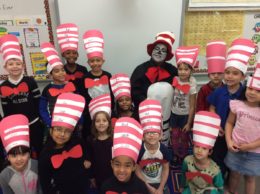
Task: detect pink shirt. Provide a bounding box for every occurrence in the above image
[230,100,260,153]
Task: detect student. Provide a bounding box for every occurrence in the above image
[0,34,44,158]
[130,31,178,108]
[39,42,76,128]
[136,99,171,194]
[196,41,226,112]
[170,46,199,163]
[208,38,255,175]
[80,29,113,139]
[38,93,91,194]
[0,114,42,194]
[100,117,149,194]
[86,94,113,191]
[56,23,88,82]
[110,73,139,122]
[224,64,260,194]
[181,111,224,194]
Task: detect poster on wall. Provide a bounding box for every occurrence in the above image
[30,52,48,80]
[24,28,40,48]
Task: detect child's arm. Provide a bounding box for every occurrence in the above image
[209,105,216,113]
[182,93,196,132]
[239,138,260,152]
[196,87,206,112]
[39,95,51,127]
[213,170,224,194]
[225,111,239,152]
[0,173,14,194]
[155,162,169,194]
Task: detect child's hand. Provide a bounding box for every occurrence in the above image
[238,143,252,152]
[154,187,164,194]
[218,128,225,137]
[90,178,97,188]
[227,140,239,152]
[145,182,156,194]
[84,160,91,169]
[182,123,191,132]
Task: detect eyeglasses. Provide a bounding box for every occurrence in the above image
[53,127,72,136]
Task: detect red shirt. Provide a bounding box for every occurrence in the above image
[196,82,214,112]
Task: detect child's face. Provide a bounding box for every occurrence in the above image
[118,96,132,111]
[208,73,224,86]
[224,67,245,88]
[50,126,73,148]
[151,43,167,63]
[193,145,211,161]
[245,87,260,104]
[143,132,161,146]
[95,112,109,134]
[51,65,66,84]
[4,58,24,77]
[7,152,30,172]
[178,63,192,82]
[111,155,136,183]
[62,50,78,64]
[88,57,104,74]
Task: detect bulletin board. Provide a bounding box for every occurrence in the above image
[0,0,54,80]
[183,10,260,74]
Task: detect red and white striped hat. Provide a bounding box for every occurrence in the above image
[0,114,29,153]
[0,34,23,64]
[226,38,255,74]
[52,93,85,130]
[56,23,79,53]
[83,30,104,60]
[89,94,111,119]
[175,46,199,68]
[41,42,63,73]
[193,111,221,149]
[110,73,131,100]
[147,31,175,61]
[112,117,143,162]
[247,60,260,90]
[206,40,226,74]
[139,99,162,133]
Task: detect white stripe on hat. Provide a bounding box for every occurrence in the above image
[115,121,143,135]
[52,115,77,126]
[193,123,219,137]
[41,47,58,53]
[139,104,161,111]
[53,107,82,118]
[84,37,104,44]
[177,58,194,64]
[143,125,161,131]
[226,60,248,74]
[85,47,103,53]
[0,41,20,50]
[58,38,79,44]
[207,41,226,46]
[5,55,23,61]
[2,48,20,55]
[60,44,77,49]
[56,27,78,33]
[4,125,29,134]
[139,111,162,118]
[193,134,216,147]
[141,117,162,123]
[5,140,30,154]
[227,53,250,63]
[4,131,29,141]
[207,56,225,61]
[56,99,85,108]
[113,143,139,155]
[194,114,221,126]
[228,45,255,53]
[85,42,103,48]
[114,132,142,145]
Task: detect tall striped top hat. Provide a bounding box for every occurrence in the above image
[56,23,79,53]
[0,114,29,153]
[226,38,255,74]
[175,46,200,68]
[193,111,221,149]
[41,42,63,73]
[247,58,260,90]
[0,34,23,64]
[139,99,162,133]
[147,31,175,61]
[112,117,143,162]
[89,94,111,120]
[83,29,104,60]
[206,40,227,74]
[52,93,85,130]
[110,73,131,100]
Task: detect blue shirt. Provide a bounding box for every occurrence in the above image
[207,84,244,129]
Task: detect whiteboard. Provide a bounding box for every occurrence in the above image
[55,0,184,76]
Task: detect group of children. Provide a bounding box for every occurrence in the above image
[0,23,259,194]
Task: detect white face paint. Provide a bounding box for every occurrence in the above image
[151,43,167,63]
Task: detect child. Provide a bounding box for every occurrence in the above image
[136,99,171,194]
[38,93,91,194]
[110,73,139,121]
[56,23,88,82]
[80,29,113,139]
[196,40,226,112]
[208,38,255,175]
[131,31,178,108]
[101,117,149,194]
[0,34,44,158]
[0,114,42,194]
[86,94,113,191]
[181,111,224,194]
[224,64,260,194]
[170,46,199,162]
[39,42,76,128]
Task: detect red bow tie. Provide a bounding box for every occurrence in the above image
[84,75,109,88]
[186,171,213,184]
[51,144,83,169]
[0,82,29,97]
[49,82,76,97]
[145,66,170,83]
[172,77,190,94]
[65,72,84,81]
